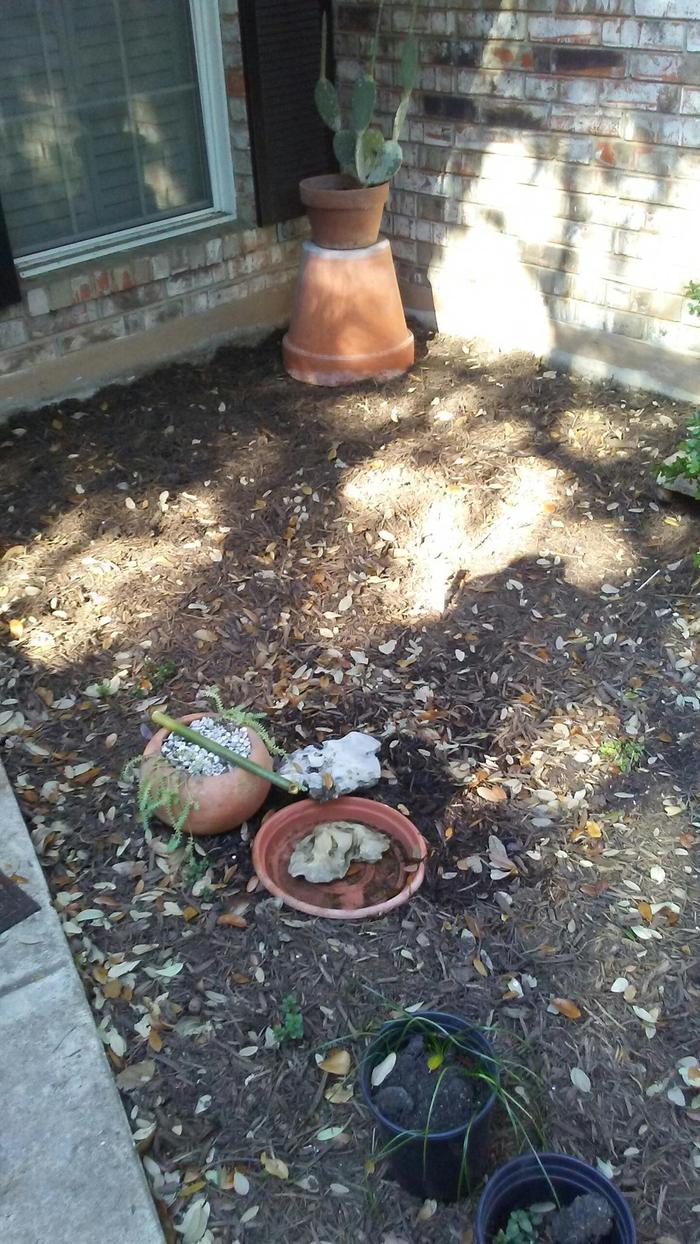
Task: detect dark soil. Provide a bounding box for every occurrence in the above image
[1,329,699,1242]
[373,1031,487,1132]
[550,1193,614,1244]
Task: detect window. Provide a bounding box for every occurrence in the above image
[0,0,235,270]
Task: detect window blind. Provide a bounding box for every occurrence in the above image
[0,0,212,256]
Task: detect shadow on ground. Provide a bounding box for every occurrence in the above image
[1,331,699,1243]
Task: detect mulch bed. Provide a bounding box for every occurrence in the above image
[1,330,699,1244]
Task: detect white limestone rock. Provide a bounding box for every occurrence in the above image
[288,820,390,883]
[278,731,381,799]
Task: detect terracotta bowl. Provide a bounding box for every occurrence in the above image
[252,796,427,920]
[141,712,272,836]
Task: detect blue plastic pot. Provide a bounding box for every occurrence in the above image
[475,1152,636,1244]
[358,1010,498,1202]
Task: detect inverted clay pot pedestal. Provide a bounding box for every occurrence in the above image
[283,238,415,386]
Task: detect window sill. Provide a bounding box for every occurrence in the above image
[17,210,244,282]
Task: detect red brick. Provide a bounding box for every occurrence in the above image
[225,69,246,97]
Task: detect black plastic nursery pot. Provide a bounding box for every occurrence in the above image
[358,1010,498,1202]
[474,1152,636,1244]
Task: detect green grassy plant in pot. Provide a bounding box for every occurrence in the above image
[358,1010,541,1202]
[303,2,418,249]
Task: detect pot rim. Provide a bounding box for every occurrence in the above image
[251,795,426,919]
[359,1010,499,1140]
[475,1152,637,1243]
[300,173,391,209]
[143,712,270,789]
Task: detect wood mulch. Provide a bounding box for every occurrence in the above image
[1,331,699,1244]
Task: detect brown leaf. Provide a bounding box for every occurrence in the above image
[472,954,489,978]
[551,997,582,1021]
[464,914,482,940]
[148,1028,163,1052]
[637,901,653,924]
[476,784,507,803]
[580,879,609,898]
[72,765,102,786]
[317,1048,351,1077]
[217,912,247,929]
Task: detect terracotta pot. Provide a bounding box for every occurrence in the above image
[300,174,389,249]
[141,713,272,836]
[252,796,427,919]
[283,239,414,386]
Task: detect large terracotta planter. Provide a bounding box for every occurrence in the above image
[300,174,389,249]
[283,239,414,386]
[252,796,427,919]
[141,713,272,836]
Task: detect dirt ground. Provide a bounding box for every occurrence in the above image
[1,330,699,1244]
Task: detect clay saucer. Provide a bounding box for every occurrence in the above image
[251,796,427,920]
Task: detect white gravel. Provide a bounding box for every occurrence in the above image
[161,716,251,776]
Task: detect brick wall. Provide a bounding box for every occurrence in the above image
[336,0,700,377]
[0,0,306,394]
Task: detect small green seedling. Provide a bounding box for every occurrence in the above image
[426,1032,450,1071]
[599,737,645,773]
[133,657,178,697]
[685,280,700,317]
[273,995,304,1044]
[494,1208,539,1244]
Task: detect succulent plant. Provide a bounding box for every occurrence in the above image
[314,2,418,188]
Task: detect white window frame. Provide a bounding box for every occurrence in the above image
[18,0,236,277]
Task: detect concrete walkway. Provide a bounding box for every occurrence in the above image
[0,763,164,1244]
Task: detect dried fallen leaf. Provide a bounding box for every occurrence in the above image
[476,784,507,803]
[216,912,247,929]
[637,900,653,924]
[316,1048,351,1077]
[473,954,489,978]
[418,1199,437,1221]
[570,1067,591,1094]
[325,1082,354,1104]
[610,978,629,993]
[551,998,582,1021]
[232,1170,250,1196]
[260,1153,289,1180]
[371,1052,396,1088]
[116,1059,156,1090]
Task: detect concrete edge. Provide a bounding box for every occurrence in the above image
[0,279,294,421]
[0,761,165,1243]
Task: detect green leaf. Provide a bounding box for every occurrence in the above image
[333,128,356,173]
[315,77,341,132]
[364,139,402,186]
[399,34,418,93]
[350,73,376,132]
[392,93,412,143]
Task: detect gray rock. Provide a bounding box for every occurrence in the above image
[551,1193,614,1244]
[278,731,381,799]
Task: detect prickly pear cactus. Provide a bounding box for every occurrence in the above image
[314,6,418,187]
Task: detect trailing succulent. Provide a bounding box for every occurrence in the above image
[314,1,418,187]
[123,687,284,869]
